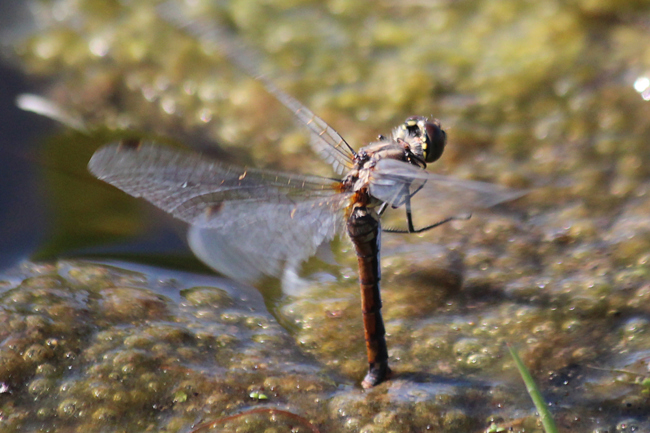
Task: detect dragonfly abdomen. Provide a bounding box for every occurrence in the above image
[347,206,390,388]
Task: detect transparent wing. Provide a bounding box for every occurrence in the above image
[157,1,356,175]
[89,142,351,281]
[369,158,526,230]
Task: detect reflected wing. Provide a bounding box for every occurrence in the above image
[369,158,526,230]
[157,2,356,175]
[89,142,350,280]
[16,94,88,132]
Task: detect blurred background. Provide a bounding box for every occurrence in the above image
[3,0,650,431]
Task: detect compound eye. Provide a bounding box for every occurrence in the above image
[423,120,446,163]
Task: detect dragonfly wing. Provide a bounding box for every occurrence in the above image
[157,2,356,175]
[369,158,526,230]
[187,194,347,282]
[270,88,357,176]
[89,142,350,281]
[89,142,340,224]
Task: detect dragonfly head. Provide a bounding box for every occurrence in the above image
[396,116,447,163]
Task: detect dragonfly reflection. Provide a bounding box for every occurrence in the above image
[88,5,525,388]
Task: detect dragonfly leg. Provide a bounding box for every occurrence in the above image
[389,180,425,209]
[382,188,418,233]
[384,213,472,234]
[380,177,472,234]
[405,193,415,233]
[407,180,426,200]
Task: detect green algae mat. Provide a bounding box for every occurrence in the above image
[3,0,650,431]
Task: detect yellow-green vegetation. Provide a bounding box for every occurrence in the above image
[3,0,650,431]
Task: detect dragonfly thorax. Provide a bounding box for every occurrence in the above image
[344,138,415,203]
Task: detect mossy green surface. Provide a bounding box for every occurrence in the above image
[4,0,650,431]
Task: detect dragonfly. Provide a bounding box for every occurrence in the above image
[88,4,525,388]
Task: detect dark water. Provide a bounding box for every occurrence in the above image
[0,0,203,270]
[0,61,50,269]
[0,61,202,273]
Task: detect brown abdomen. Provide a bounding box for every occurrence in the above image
[347,205,390,387]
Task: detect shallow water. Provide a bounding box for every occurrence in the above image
[2,0,650,432]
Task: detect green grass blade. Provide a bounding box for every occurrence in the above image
[507,344,559,433]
